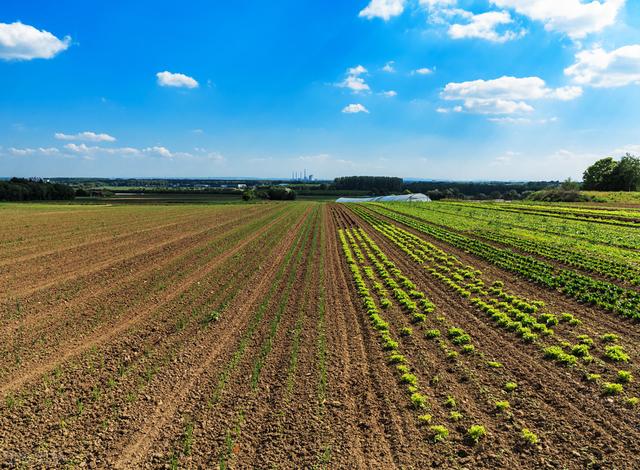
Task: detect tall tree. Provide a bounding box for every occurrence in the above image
[582,157,618,190]
[612,154,640,191]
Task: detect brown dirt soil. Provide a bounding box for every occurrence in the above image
[1,201,639,469]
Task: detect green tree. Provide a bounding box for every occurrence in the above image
[560,177,580,191]
[612,154,640,191]
[582,157,618,190]
[504,189,520,200]
[267,186,296,200]
[241,189,256,201]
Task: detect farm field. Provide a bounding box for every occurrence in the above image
[1,201,639,468]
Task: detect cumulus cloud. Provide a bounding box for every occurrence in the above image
[342,103,370,114]
[359,0,406,20]
[488,116,558,124]
[490,0,624,39]
[419,0,457,7]
[381,90,398,97]
[0,22,70,60]
[8,147,60,156]
[337,65,370,93]
[364,0,623,40]
[156,71,199,89]
[382,61,396,72]
[436,106,463,113]
[63,143,140,157]
[143,146,173,158]
[55,131,117,143]
[441,76,582,114]
[413,67,433,75]
[448,11,523,42]
[565,45,640,88]
[4,143,226,164]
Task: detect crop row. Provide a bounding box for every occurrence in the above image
[339,221,556,446]
[348,205,638,399]
[366,204,640,320]
[501,202,640,221]
[425,201,640,253]
[450,202,640,228]
[337,227,496,443]
[216,208,317,468]
[384,202,640,286]
[351,207,558,343]
[338,230,432,412]
[393,202,640,285]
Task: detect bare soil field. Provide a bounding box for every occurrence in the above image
[0,201,638,468]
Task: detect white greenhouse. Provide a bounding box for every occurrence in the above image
[336,193,431,203]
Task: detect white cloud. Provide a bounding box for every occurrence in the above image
[413,67,433,75]
[448,11,523,42]
[341,76,370,93]
[342,103,370,114]
[488,116,558,124]
[436,106,463,113]
[565,45,640,88]
[143,146,173,158]
[63,143,140,157]
[381,90,398,97]
[4,144,225,163]
[348,65,367,76]
[0,22,70,60]
[156,71,199,89]
[54,131,117,143]
[441,76,582,114]
[419,0,457,7]
[8,147,60,156]
[491,0,625,39]
[359,0,406,20]
[382,61,396,72]
[337,65,370,93]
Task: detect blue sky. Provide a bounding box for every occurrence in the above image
[1,0,640,180]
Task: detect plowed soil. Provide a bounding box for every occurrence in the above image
[1,201,639,469]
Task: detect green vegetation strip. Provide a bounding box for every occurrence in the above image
[364,204,640,320]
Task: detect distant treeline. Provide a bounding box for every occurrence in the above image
[333,177,557,199]
[50,177,328,189]
[0,178,75,201]
[404,181,557,200]
[242,186,296,201]
[334,176,403,193]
